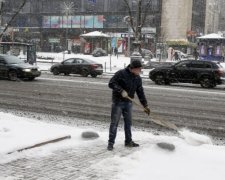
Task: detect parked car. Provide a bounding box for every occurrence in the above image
[0,54,41,81]
[92,48,107,57]
[174,50,188,59]
[141,48,154,58]
[149,60,225,88]
[50,58,103,77]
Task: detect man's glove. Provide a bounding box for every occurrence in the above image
[121,90,128,98]
[144,106,150,116]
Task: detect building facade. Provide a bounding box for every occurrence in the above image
[1,0,162,52]
[218,0,225,32]
[205,0,220,34]
[1,0,209,53]
[161,0,207,42]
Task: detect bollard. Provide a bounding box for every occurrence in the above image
[104,62,106,72]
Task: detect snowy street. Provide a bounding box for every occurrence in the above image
[1,72,225,141]
[1,53,225,179]
[2,0,225,178]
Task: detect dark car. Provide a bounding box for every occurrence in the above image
[92,48,107,57]
[149,60,225,88]
[0,54,41,81]
[50,58,103,77]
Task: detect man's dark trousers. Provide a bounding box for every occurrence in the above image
[108,102,133,145]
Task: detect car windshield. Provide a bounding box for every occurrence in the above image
[5,56,25,64]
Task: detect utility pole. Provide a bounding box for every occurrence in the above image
[62,1,75,59]
[0,0,5,27]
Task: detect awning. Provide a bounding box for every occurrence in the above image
[197,33,225,39]
[80,31,110,38]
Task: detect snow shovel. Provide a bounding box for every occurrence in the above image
[126,96,212,146]
[126,96,178,131]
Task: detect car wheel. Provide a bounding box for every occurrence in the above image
[200,77,215,88]
[8,70,18,81]
[155,74,166,85]
[28,77,35,81]
[64,72,70,76]
[52,68,60,75]
[91,73,97,78]
[81,69,89,77]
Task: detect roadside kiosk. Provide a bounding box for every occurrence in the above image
[197,33,225,62]
[0,42,36,64]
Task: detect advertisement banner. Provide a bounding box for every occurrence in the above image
[72,16,81,28]
[42,15,103,29]
[51,16,61,28]
[84,16,94,28]
[43,16,51,28]
[93,16,104,28]
[62,16,72,28]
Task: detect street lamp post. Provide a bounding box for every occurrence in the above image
[0,0,5,27]
[65,9,69,52]
[62,2,75,60]
[124,16,132,57]
[128,26,131,57]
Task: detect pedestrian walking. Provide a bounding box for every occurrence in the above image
[174,51,180,61]
[107,60,150,151]
[114,47,118,58]
[193,48,199,60]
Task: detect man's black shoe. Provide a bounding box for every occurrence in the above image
[107,143,113,151]
[125,141,139,147]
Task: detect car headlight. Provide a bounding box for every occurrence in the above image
[23,69,32,72]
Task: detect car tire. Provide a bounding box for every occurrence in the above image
[8,70,18,81]
[28,77,35,81]
[64,72,70,76]
[91,73,97,78]
[155,74,166,85]
[200,76,216,88]
[52,68,60,75]
[81,69,89,77]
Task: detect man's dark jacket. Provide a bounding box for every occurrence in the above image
[108,66,148,107]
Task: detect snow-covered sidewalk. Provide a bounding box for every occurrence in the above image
[1,111,225,180]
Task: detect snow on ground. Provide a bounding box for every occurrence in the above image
[1,111,225,180]
[36,52,131,73]
[36,52,225,77]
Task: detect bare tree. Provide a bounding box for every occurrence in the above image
[0,0,28,39]
[122,0,153,44]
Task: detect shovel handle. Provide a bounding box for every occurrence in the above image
[126,96,178,131]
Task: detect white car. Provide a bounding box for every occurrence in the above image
[175,50,188,59]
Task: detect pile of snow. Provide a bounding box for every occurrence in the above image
[36,52,131,73]
[1,111,225,180]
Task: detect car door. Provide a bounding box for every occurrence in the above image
[62,58,74,73]
[173,61,192,82]
[0,58,8,77]
[189,61,207,81]
[74,58,85,74]
[71,59,80,74]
